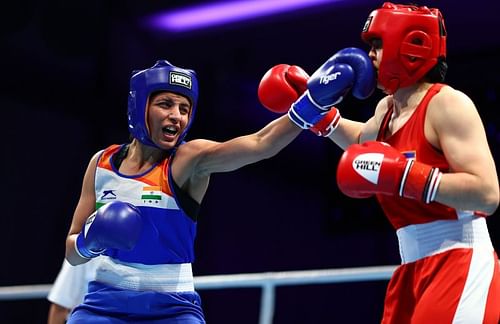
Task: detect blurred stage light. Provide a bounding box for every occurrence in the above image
[147,0,340,32]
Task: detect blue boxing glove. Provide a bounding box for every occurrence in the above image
[288,47,376,130]
[75,201,143,259]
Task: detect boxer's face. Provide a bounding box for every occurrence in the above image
[146,91,192,149]
[368,38,383,88]
[368,38,382,70]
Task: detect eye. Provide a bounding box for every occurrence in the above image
[155,99,174,108]
[371,38,382,50]
[179,105,190,115]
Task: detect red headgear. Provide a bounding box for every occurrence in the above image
[361,2,446,94]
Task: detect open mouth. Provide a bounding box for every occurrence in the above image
[162,125,179,136]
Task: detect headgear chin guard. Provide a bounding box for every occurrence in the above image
[361,2,447,94]
[127,60,199,149]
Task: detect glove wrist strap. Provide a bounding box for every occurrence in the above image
[288,92,331,129]
[75,232,105,259]
[310,108,341,137]
[400,160,442,204]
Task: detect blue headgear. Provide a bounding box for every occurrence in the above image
[127,60,199,148]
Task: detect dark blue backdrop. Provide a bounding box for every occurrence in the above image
[1,1,499,323]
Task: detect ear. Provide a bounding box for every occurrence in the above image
[400,31,432,71]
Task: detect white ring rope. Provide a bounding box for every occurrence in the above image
[193,265,397,289]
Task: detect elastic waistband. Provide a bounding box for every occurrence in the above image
[95,257,194,292]
[396,216,493,264]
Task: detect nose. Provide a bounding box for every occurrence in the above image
[168,106,182,121]
[368,48,377,60]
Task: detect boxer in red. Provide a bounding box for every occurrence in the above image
[260,3,499,323]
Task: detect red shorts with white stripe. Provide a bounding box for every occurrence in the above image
[382,248,499,324]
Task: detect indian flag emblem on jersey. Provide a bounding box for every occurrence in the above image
[141,186,162,204]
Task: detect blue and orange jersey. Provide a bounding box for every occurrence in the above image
[94,144,197,265]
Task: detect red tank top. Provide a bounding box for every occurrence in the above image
[376,83,459,229]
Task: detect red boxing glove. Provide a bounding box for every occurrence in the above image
[336,141,442,203]
[258,64,309,113]
[258,64,341,136]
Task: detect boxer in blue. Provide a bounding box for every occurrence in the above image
[65,54,374,323]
